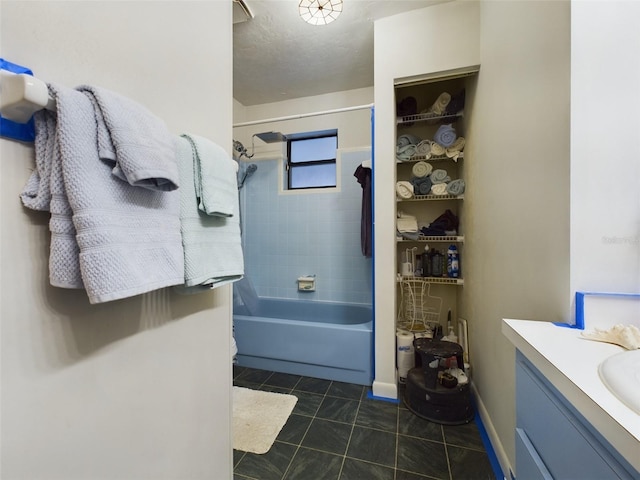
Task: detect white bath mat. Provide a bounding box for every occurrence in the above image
[232,386,298,454]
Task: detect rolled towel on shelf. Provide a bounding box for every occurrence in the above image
[415,140,432,157]
[396,144,417,162]
[430,142,445,156]
[445,137,466,159]
[445,89,466,116]
[446,179,466,196]
[397,134,421,148]
[396,180,414,199]
[430,169,450,184]
[411,176,432,195]
[431,183,448,195]
[434,124,457,147]
[412,161,432,178]
[421,92,451,116]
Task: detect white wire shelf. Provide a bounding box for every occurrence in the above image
[397,194,464,201]
[396,152,464,163]
[396,111,463,126]
[397,235,464,243]
[396,275,464,286]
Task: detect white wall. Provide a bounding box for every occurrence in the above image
[570,1,640,304]
[0,2,234,479]
[373,0,481,400]
[467,1,570,475]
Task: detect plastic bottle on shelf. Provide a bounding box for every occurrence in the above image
[447,244,460,278]
[422,245,431,277]
[431,250,444,277]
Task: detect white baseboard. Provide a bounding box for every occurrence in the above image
[472,382,513,480]
[372,379,398,400]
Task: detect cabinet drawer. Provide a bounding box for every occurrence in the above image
[515,428,553,480]
[516,352,637,479]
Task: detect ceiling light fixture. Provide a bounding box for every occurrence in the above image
[298,0,343,26]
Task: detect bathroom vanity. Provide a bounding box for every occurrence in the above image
[503,319,640,479]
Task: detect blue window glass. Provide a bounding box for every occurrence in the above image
[287,131,337,190]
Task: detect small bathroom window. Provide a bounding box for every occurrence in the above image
[286,130,337,190]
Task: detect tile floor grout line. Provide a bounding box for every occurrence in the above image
[442,424,454,480]
[279,379,333,480]
[336,388,365,479]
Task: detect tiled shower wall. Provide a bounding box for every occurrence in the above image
[240,148,373,304]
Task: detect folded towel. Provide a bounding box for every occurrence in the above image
[431,183,448,195]
[411,176,433,195]
[446,179,466,196]
[415,140,432,157]
[396,144,417,162]
[430,169,450,184]
[176,135,244,290]
[396,181,414,199]
[181,133,237,217]
[430,142,445,156]
[397,212,418,233]
[397,134,421,148]
[78,85,179,192]
[421,92,451,116]
[446,137,466,160]
[28,84,185,303]
[412,161,432,178]
[434,124,457,147]
[23,110,84,289]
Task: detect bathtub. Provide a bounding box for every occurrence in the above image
[234,298,373,385]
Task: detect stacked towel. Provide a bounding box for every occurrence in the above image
[21,84,185,303]
[397,134,421,148]
[397,212,418,233]
[396,134,421,162]
[412,161,432,178]
[434,124,457,147]
[176,135,244,290]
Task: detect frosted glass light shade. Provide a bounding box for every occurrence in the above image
[298,0,343,26]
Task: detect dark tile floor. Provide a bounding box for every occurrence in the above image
[233,366,497,480]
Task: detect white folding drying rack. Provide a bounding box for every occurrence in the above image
[397,279,442,334]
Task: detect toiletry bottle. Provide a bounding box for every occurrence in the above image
[447,245,459,278]
[422,245,431,277]
[431,250,444,277]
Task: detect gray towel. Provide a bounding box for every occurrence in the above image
[176,135,244,290]
[78,85,179,192]
[21,84,185,303]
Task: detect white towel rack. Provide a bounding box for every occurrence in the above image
[0,70,56,123]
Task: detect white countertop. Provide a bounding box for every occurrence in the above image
[502,318,640,473]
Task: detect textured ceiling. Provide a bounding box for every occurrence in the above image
[233,0,443,106]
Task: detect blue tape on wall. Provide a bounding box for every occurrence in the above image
[0,58,37,142]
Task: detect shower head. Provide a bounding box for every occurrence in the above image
[245,163,258,176]
[238,163,258,189]
[254,131,287,143]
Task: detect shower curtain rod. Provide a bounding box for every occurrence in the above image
[232,103,374,128]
